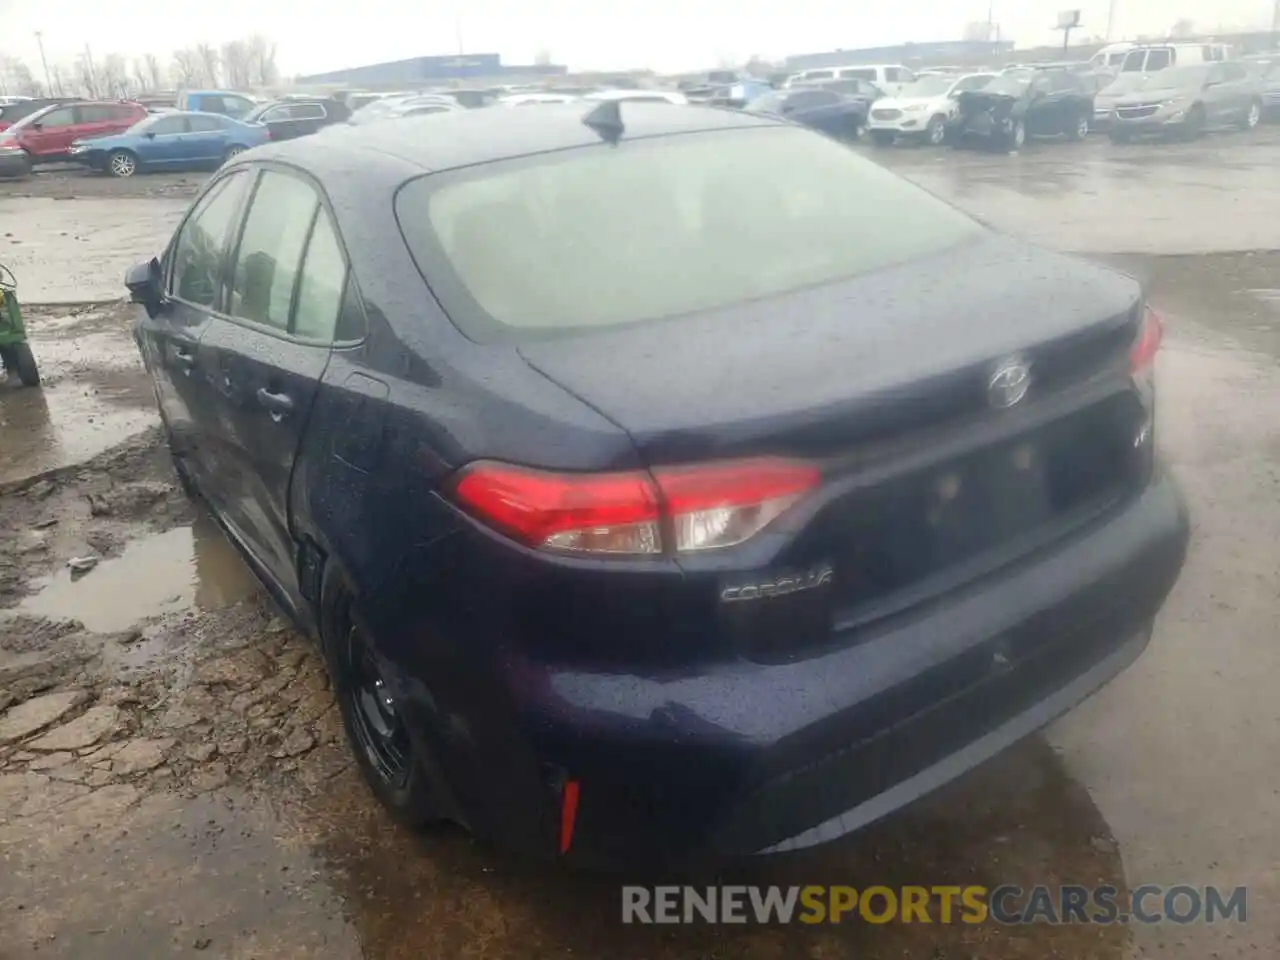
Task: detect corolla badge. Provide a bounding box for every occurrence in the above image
[987,355,1032,409]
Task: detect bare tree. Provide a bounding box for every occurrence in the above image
[49,63,68,97]
[99,53,130,98]
[171,47,202,88]
[144,52,164,91]
[245,34,279,86]
[195,42,221,86]
[221,40,252,89]
[133,57,152,92]
[1,56,42,96]
[75,51,100,98]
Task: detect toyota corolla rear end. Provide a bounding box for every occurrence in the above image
[377,118,1188,866]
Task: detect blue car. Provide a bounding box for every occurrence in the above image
[70,111,270,178]
[124,106,1187,868]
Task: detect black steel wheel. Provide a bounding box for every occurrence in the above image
[345,619,412,788]
[324,581,441,827]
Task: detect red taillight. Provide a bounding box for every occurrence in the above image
[450,457,820,556]
[1131,304,1162,373]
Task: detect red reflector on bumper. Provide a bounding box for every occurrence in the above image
[559,779,580,854]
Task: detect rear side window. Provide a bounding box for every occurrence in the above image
[228,171,320,330]
[397,126,982,341]
[287,103,326,120]
[188,115,226,132]
[843,68,878,81]
[78,105,114,123]
[292,213,348,341]
[170,172,251,306]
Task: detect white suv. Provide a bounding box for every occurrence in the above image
[866,73,998,145]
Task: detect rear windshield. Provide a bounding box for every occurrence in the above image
[395,125,982,341]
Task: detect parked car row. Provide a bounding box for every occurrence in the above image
[0,92,356,179]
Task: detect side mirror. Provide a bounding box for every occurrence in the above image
[125,257,163,317]
[30,122,42,131]
[144,131,157,139]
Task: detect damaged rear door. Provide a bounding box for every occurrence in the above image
[197,165,342,611]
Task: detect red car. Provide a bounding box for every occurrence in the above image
[0,100,147,177]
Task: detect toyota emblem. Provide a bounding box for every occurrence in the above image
[987,355,1031,409]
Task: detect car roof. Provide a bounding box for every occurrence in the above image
[244,102,782,177]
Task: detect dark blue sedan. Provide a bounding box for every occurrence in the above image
[71,110,269,177]
[125,103,1188,867]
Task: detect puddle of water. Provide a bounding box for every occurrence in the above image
[0,367,158,488]
[19,513,258,633]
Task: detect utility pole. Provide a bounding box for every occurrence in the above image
[83,42,97,96]
[1106,0,1118,41]
[985,0,995,44]
[34,31,53,96]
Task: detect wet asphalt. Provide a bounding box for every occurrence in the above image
[2,127,1280,959]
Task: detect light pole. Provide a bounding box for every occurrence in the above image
[34,31,53,95]
[1106,0,1118,41]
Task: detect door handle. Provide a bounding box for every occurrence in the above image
[256,387,295,420]
[172,347,196,372]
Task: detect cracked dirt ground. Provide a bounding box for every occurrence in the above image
[4,138,1280,959]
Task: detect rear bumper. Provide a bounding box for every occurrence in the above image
[380,470,1188,867]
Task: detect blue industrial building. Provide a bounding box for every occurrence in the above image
[785,40,1015,71]
[297,53,568,86]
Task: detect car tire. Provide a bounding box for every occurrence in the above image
[1004,120,1026,152]
[1240,99,1262,131]
[1183,105,1206,140]
[1,150,33,180]
[322,571,443,828]
[1067,112,1089,141]
[107,149,138,178]
[871,130,895,147]
[925,115,947,146]
[0,342,40,387]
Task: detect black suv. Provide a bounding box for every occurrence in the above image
[242,98,351,142]
[949,70,1094,151]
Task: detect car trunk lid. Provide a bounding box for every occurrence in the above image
[518,233,1139,464]
[519,233,1147,659]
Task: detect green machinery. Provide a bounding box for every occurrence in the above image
[0,263,40,387]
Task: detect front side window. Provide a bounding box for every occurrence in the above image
[397,126,982,341]
[1145,49,1172,71]
[148,116,188,135]
[170,173,251,306]
[36,108,77,128]
[188,115,227,133]
[228,171,321,330]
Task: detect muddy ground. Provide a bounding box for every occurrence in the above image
[4,134,1280,959]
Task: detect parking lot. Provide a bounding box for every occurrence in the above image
[2,126,1280,960]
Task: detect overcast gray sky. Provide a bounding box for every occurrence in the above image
[1,0,1274,76]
